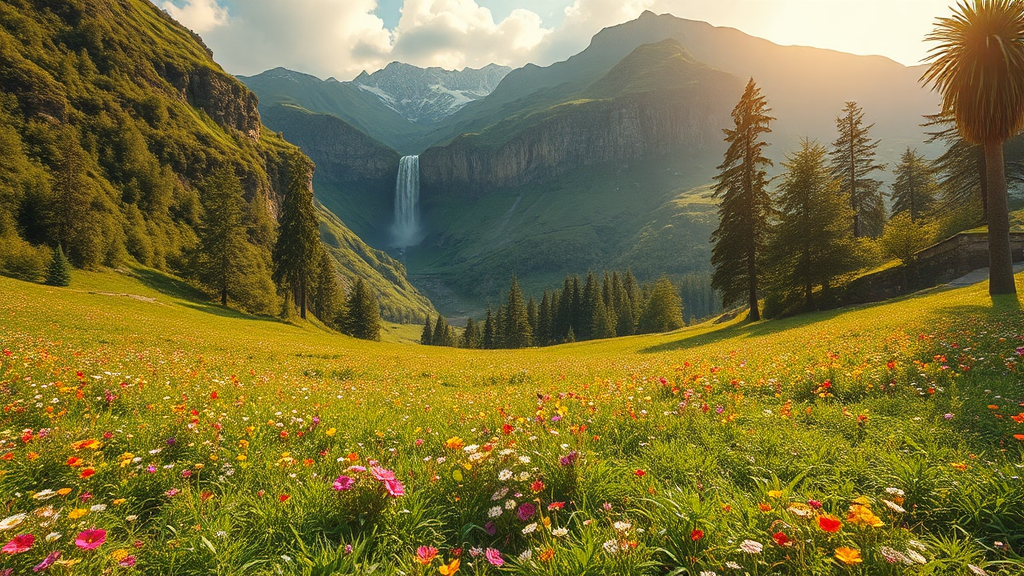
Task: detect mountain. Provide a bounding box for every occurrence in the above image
[0,0,432,322]
[239,63,510,154]
[352,62,511,125]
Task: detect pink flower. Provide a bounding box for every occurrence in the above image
[370,467,395,481]
[807,499,823,509]
[2,533,34,554]
[384,478,405,497]
[485,548,504,567]
[347,465,366,473]
[517,502,536,521]
[33,549,60,571]
[118,555,137,567]
[415,545,438,564]
[332,475,354,491]
[75,528,107,550]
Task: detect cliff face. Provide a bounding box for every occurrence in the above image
[420,52,740,195]
[181,66,262,141]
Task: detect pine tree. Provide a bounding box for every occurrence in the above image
[710,78,775,321]
[767,139,859,310]
[503,276,532,348]
[433,315,455,347]
[623,269,641,327]
[44,244,72,287]
[483,308,496,349]
[343,278,381,341]
[637,277,684,334]
[420,316,433,345]
[891,147,937,222]
[461,317,482,349]
[537,290,552,346]
[195,167,248,306]
[273,153,321,319]
[553,276,574,343]
[829,101,886,238]
[49,128,94,267]
[526,296,538,337]
[612,272,634,336]
[309,249,344,327]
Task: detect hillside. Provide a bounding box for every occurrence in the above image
[0,0,432,322]
[0,264,1021,574]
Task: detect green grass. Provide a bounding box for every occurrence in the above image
[1,268,1023,575]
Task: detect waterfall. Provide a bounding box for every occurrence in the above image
[391,155,420,248]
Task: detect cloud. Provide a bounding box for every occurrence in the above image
[161,0,229,34]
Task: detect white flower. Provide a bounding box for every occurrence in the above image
[613,520,632,533]
[125,515,138,522]
[522,522,537,534]
[488,506,503,518]
[908,540,928,551]
[700,572,718,576]
[498,469,513,481]
[906,549,927,565]
[492,487,509,501]
[518,455,531,464]
[45,532,61,542]
[505,499,517,510]
[90,504,107,512]
[552,527,568,537]
[739,539,763,554]
[469,452,486,462]
[518,549,532,561]
[464,444,479,454]
[0,513,26,531]
[33,489,56,500]
[725,561,742,570]
[968,564,988,576]
[602,539,620,555]
[882,499,906,513]
[517,471,531,481]
[879,546,909,565]
[885,487,905,497]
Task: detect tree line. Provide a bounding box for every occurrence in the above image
[421,271,688,349]
[710,76,1024,320]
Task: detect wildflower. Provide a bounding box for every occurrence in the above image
[522,522,537,534]
[786,503,812,518]
[559,451,578,466]
[68,508,88,520]
[518,549,532,561]
[882,500,905,513]
[739,539,763,554]
[602,539,620,554]
[613,520,632,533]
[906,549,927,564]
[33,549,60,571]
[484,522,496,535]
[951,462,968,471]
[332,475,354,491]
[384,478,405,497]
[279,494,290,502]
[690,529,704,541]
[498,469,512,481]
[445,437,464,450]
[2,533,34,554]
[492,487,509,501]
[45,532,61,542]
[807,499,822,509]
[772,532,792,547]
[530,480,545,492]
[517,502,536,521]
[700,572,718,576]
[846,504,884,527]
[71,439,102,450]
[488,506,503,518]
[968,564,988,575]
[767,490,783,498]
[547,501,565,510]
[757,502,771,512]
[538,548,554,561]
[75,528,106,550]
[818,515,842,533]
[633,469,646,477]
[485,548,504,566]
[834,546,862,565]
[33,490,56,501]
[879,546,909,564]
[415,546,438,564]
[370,467,394,481]
[437,558,460,575]
[552,527,568,537]
[0,514,26,531]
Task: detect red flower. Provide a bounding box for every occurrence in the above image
[547,501,565,511]
[690,529,704,541]
[2,533,34,554]
[530,480,545,492]
[818,515,842,533]
[279,494,290,502]
[502,424,515,435]
[633,469,646,477]
[79,468,95,479]
[772,532,792,547]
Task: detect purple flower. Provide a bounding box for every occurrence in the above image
[33,550,60,572]
[715,405,724,414]
[146,465,156,473]
[166,437,176,446]
[332,475,354,491]
[344,544,353,554]
[484,521,497,535]
[944,413,954,420]
[166,488,180,497]
[559,450,579,466]
[517,502,536,521]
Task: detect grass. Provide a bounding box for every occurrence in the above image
[0,267,1023,575]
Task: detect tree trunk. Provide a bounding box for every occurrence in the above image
[984,141,1016,296]
[221,287,227,306]
[747,248,759,321]
[299,281,307,319]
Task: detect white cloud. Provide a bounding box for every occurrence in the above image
[161,0,229,34]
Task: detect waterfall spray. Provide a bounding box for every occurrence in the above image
[391,155,420,247]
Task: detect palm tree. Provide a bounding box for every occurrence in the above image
[921,0,1024,296]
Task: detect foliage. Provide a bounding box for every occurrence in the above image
[273,154,322,319]
[341,278,381,341]
[44,244,71,287]
[1,265,1023,575]
[829,101,886,238]
[880,213,939,267]
[309,250,345,328]
[766,140,859,312]
[710,79,775,321]
[891,147,937,222]
[636,276,684,333]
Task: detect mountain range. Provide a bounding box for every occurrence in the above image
[240,10,949,317]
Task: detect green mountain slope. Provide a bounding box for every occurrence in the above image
[0,0,433,323]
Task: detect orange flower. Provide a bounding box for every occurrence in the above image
[757,502,772,512]
[444,437,464,450]
[71,439,102,450]
[987,405,1000,410]
[1011,412,1024,424]
[1013,434,1024,441]
[538,548,554,562]
[438,558,460,575]
[818,515,842,533]
[834,546,862,565]
[66,456,83,468]
[846,504,884,528]
[951,462,968,471]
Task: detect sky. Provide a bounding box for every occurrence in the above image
[157,0,957,81]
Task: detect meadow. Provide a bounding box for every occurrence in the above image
[0,268,1022,575]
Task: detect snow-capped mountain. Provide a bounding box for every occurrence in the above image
[351,62,511,125]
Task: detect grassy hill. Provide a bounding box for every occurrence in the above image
[0,266,1021,575]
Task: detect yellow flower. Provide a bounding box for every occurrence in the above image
[951,462,968,471]
[236,454,247,461]
[68,508,88,519]
[57,488,72,496]
[325,428,337,437]
[112,498,126,506]
[445,437,465,450]
[846,504,884,528]
[438,558,460,575]
[834,546,862,565]
[767,490,783,499]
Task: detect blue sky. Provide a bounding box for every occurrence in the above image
[158,0,954,81]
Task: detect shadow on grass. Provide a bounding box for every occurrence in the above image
[130,267,288,326]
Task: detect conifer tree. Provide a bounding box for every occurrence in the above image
[273,153,321,319]
[195,167,248,306]
[44,244,72,287]
[537,290,553,346]
[891,147,937,222]
[526,296,539,337]
[710,78,774,321]
[421,315,433,345]
[309,249,344,327]
[829,102,886,238]
[622,269,641,326]
[433,315,455,347]
[343,278,381,341]
[483,308,496,349]
[553,276,575,343]
[612,272,634,336]
[461,317,482,349]
[503,276,532,348]
[49,128,94,267]
[637,277,684,334]
[767,140,858,309]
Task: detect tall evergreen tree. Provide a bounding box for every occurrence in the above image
[49,129,99,267]
[195,167,249,307]
[553,276,575,343]
[421,315,433,345]
[622,269,641,326]
[537,290,553,346]
[44,244,72,287]
[891,147,937,222]
[637,277,685,334]
[483,307,496,349]
[612,272,635,336]
[710,78,775,321]
[503,276,532,348]
[343,278,381,341]
[829,101,886,238]
[767,140,858,309]
[309,249,344,327]
[272,153,321,319]
[461,317,482,349]
[526,296,539,338]
[433,315,455,347]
